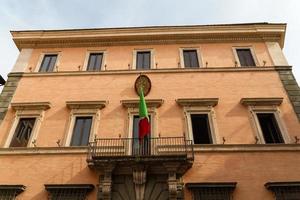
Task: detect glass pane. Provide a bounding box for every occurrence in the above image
[10,118,36,147]
[94,54,103,71]
[143,52,150,69]
[183,51,191,68]
[70,117,92,146]
[189,51,199,68]
[237,49,255,66]
[39,56,51,72]
[87,54,96,71]
[257,113,284,143]
[136,52,144,69]
[47,55,57,72]
[39,55,57,72]
[191,114,212,144]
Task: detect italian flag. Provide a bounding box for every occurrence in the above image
[138,87,150,140]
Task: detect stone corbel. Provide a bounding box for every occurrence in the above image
[163,162,181,200]
[97,164,115,200]
[133,168,147,200]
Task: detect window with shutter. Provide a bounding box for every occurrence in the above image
[183,50,199,68]
[136,51,151,70]
[39,54,57,72]
[87,53,103,71]
[236,49,256,66]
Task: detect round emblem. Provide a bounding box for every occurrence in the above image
[134,75,151,96]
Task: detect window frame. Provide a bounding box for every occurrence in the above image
[4,105,48,148]
[232,46,259,67]
[64,109,100,147]
[248,105,290,144]
[179,47,202,68]
[184,107,218,144]
[82,50,106,71]
[132,49,155,70]
[35,52,61,72]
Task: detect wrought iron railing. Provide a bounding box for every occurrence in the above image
[87,137,194,162]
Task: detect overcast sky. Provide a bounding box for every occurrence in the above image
[0,0,299,84]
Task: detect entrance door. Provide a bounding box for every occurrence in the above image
[132,115,151,155]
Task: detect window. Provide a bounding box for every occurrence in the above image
[9,118,36,147]
[132,115,151,155]
[45,184,94,200]
[265,182,300,200]
[0,185,26,200]
[39,54,57,72]
[191,114,212,144]
[136,51,151,70]
[186,182,236,200]
[70,117,92,146]
[87,53,103,71]
[256,113,284,144]
[236,49,256,67]
[183,50,199,68]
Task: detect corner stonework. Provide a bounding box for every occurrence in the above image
[0,72,23,125]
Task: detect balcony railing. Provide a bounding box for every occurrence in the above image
[87,137,194,163]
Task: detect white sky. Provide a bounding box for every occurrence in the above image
[0,0,299,84]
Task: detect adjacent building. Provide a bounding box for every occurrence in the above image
[0,23,300,200]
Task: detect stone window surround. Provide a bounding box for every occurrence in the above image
[4,102,51,148]
[232,45,260,67]
[34,51,62,72]
[64,101,107,147]
[132,48,156,70]
[82,49,107,71]
[240,97,290,144]
[176,98,219,144]
[179,47,203,68]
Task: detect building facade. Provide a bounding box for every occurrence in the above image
[0,23,300,200]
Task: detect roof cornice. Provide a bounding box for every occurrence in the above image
[11,23,286,50]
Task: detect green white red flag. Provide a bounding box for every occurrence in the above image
[138,87,150,140]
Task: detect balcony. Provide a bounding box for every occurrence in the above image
[87,136,194,167]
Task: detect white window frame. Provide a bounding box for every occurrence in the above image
[179,47,203,68]
[82,50,107,71]
[232,46,259,67]
[64,108,100,146]
[35,51,61,72]
[132,49,155,70]
[4,109,44,148]
[184,106,219,144]
[248,105,290,144]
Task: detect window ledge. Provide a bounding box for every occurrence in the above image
[11,102,51,110]
[0,147,88,155]
[176,98,218,107]
[121,99,163,108]
[193,144,300,152]
[66,100,108,109]
[240,97,283,106]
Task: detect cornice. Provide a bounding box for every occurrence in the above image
[176,98,218,107]
[11,23,286,50]
[240,97,283,106]
[66,100,108,110]
[121,99,164,108]
[11,102,51,111]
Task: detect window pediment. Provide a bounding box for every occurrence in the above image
[121,99,163,108]
[240,97,283,106]
[66,101,108,110]
[176,98,218,107]
[11,102,51,111]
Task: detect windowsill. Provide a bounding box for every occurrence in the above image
[193,143,300,152]
[15,66,292,77]
[0,144,299,155]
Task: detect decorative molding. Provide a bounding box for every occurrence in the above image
[45,184,94,190]
[45,184,94,199]
[11,23,286,50]
[0,146,88,155]
[121,99,163,108]
[11,102,51,111]
[66,100,108,109]
[186,182,237,189]
[176,98,218,107]
[265,182,300,188]
[0,185,26,196]
[265,182,300,199]
[240,97,283,106]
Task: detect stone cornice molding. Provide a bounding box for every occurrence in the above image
[121,99,163,108]
[176,98,218,107]
[11,102,51,111]
[240,97,283,106]
[11,23,286,50]
[66,100,108,110]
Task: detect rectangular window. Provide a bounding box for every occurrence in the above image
[87,53,103,71]
[39,54,57,72]
[132,115,151,155]
[136,51,151,70]
[257,113,284,143]
[10,118,36,147]
[70,117,92,146]
[183,50,199,68]
[191,114,212,144]
[236,49,256,66]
